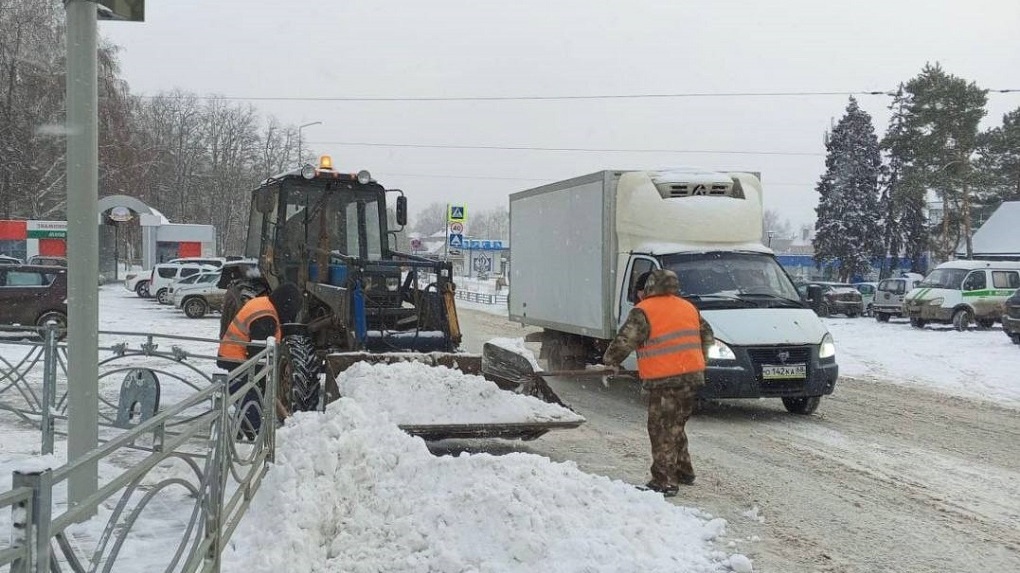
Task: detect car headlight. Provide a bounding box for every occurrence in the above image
[707,339,737,361]
[819,333,836,359]
[928,297,944,306]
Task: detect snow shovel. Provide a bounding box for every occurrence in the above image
[481,342,636,400]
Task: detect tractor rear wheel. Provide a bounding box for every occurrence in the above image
[280,335,321,413]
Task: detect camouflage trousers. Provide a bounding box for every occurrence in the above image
[647,384,698,487]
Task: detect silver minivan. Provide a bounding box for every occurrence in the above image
[873,273,923,322]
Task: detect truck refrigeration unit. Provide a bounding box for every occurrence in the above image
[508,169,838,414]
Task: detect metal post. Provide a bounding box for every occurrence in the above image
[13,470,53,573]
[297,121,321,167]
[266,337,278,462]
[204,380,228,571]
[41,323,57,456]
[65,0,99,507]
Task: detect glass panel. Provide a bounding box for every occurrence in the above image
[158,267,177,278]
[962,271,986,291]
[627,259,655,302]
[6,271,44,286]
[659,252,800,300]
[992,271,1020,289]
[919,268,968,289]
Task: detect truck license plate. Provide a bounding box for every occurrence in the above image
[762,364,806,380]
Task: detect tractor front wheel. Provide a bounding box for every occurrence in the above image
[280,335,321,414]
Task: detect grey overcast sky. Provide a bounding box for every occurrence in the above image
[100,0,1020,232]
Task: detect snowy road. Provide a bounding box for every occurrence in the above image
[457,307,1020,573]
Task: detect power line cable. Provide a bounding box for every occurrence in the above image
[309,140,824,156]
[136,89,1020,102]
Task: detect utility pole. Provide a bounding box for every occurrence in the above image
[65,0,99,508]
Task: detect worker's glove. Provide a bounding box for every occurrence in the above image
[600,364,619,388]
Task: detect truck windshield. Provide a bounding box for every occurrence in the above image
[279,184,385,263]
[659,252,801,303]
[918,268,968,289]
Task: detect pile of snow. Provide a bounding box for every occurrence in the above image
[223,399,740,573]
[336,361,583,425]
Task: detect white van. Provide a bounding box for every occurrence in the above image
[903,260,1020,330]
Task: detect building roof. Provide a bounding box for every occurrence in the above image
[959,201,1020,257]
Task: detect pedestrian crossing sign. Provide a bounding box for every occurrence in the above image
[449,234,464,248]
[448,204,467,222]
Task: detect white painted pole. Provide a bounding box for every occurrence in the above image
[65,0,99,507]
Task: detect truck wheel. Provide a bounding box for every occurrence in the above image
[183,297,208,319]
[281,335,321,413]
[875,312,890,323]
[976,317,995,329]
[135,280,150,298]
[909,317,926,329]
[782,396,821,415]
[1011,333,1020,345]
[952,309,972,331]
[816,303,830,318]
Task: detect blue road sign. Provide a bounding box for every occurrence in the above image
[449,234,464,248]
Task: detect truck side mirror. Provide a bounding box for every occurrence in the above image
[396,195,407,226]
[807,285,823,311]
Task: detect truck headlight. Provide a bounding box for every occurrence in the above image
[386,277,400,291]
[361,276,375,291]
[928,297,944,306]
[707,339,736,361]
[819,333,836,359]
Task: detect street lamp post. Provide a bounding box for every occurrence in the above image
[297,121,322,166]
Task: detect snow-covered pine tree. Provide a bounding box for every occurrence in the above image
[813,97,883,281]
[879,86,929,275]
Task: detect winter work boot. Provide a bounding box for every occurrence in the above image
[639,481,679,498]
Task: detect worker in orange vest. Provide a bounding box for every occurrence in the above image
[603,269,714,497]
[217,282,303,438]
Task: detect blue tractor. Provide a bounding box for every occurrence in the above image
[240,156,579,440]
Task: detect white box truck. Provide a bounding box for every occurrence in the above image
[509,169,838,414]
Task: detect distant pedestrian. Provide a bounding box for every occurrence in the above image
[602,269,713,497]
[495,275,508,292]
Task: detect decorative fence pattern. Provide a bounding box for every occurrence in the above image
[0,326,280,573]
[453,290,508,306]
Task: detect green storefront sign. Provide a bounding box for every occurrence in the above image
[27,230,67,239]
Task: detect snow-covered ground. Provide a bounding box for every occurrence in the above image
[825,316,1020,407]
[3,286,1018,571]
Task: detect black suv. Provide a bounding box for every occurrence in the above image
[796,281,865,318]
[0,264,68,335]
[1003,289,1020,345]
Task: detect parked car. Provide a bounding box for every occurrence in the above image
[872,273,924,322]
[27,255,67,267]
[797,281,865,317]
[1000,289,1020,344]
[853,282,878,316]
[124,270,152,298]
[150,263,218,305]
[0,264,68,336]
[166,257,226,269]
[0,255,24,265]
[173,271,226,318]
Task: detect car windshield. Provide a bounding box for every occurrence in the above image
[918,268,968,289]
[659,251,802,307]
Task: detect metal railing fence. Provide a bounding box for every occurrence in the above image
[1,331,279,573]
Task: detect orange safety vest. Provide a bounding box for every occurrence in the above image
[217,296,282,363]
[635,295,706,380]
